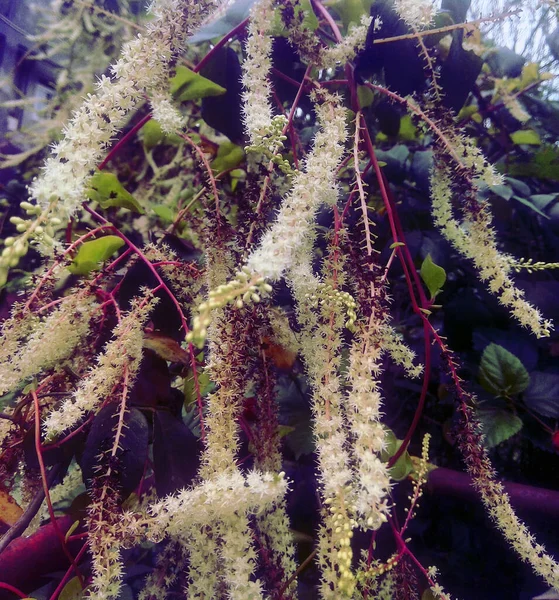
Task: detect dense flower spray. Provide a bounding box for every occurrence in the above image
[0,0,557,598]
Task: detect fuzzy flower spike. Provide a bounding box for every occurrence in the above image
[246,90,348,280]
[0,0,223,289]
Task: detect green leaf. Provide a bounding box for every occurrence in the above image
[325,0,372,29]
[504,146,559,181]
[520,62,540,88]
[59,576,84,600]
[170,65,226,102]
[398,115,418,141]
[420,254,446,299]
[382,428,413,481]
[22,380,37,394]
[141,120,182,149]
[86,172,144,214]
[68,235,125,276]
[490,184,513,200]
[141,120,165,150]
[297,0,319,30]
[390,450,414,481]
[479,343,530,397]
[477,409,523,448]
[529,194,558,210]
[524,372,559,418]
[64,519,80,542]
[183,368,213,409]
[357,85,374,109]
[143,332,190,365]
[510,129,541,145]
[211,142,245,173]
[151,204,175,223]
[506,177,531,196]
[512,195,550,219]
[278,424,296,438]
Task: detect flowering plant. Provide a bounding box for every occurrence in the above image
[0,0,558,598]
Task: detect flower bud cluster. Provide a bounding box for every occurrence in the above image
[246,115,293,175]
[402,433,431,525]
[305,282,358,330]
[321,493,358,598]
[509,257,559,273]
[0,202,63,285]
[379,324,423,378]
[186,268,273,348]
[357,552,400,585]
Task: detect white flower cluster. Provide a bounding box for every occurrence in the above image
[43,293,158,438]
[246,93,347,280]
[393,0,436,29]
[346,324,392,530]
[0,295,98,397]
[87,498,144,600]
[149,91,185,134]
[242,0,276,145]
[255,501,298,595]
[379,324,423,378]
[186,526,222,598]
[29,0,220,218]
[431,166,552,337]
[466,453,559,591]
[321,15,373,68]
[289,255,355,496]
[0,306,37,374]
[150,470,288,536]
[218,515,265,600]
[138,539,189,600]
[289,255,357,598]
[0,419,17,454]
